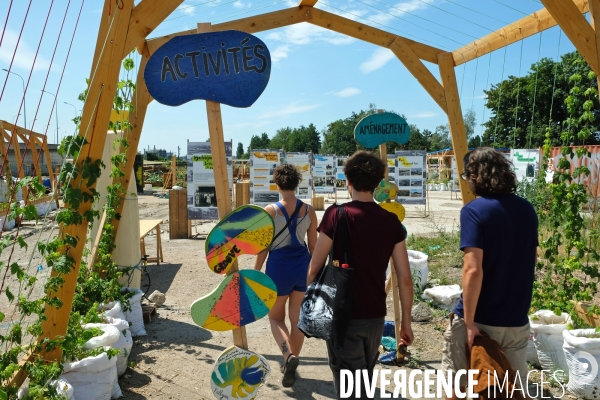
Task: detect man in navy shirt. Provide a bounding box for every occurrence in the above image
[441,147,538,399]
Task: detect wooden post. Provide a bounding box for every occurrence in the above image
[438,53,475,205]
[39,0,136,361]
[378,138,403,356]
[198,22,248,350]
[587,0,600,97]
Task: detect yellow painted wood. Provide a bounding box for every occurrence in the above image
[453,0,589,65]
[437,52,475,205]
[389,37,447,113]
[540,0,599,75]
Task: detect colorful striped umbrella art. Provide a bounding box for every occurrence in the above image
[205,205,274,275]
[191,269,277,331]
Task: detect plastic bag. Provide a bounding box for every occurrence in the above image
[81,323,121,350]
[422,285,462,310]
[102,300,126,322]
[530,310,571,381]
[407,250,428,289]
[123,288,147,336]
[562,329,600,399]
[62,352,120,400]
[105,316,134,376]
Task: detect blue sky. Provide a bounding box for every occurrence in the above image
[0,0,580,155]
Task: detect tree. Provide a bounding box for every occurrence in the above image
[463,108,477,140]
[429,124,452,151]
[269,127,292,150]
[249,132,271,149]
[481,51,600,148]
[236,142,244,158]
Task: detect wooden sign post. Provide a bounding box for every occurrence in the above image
[198,22,248,349]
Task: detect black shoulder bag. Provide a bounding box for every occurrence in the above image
[298,205,355,350]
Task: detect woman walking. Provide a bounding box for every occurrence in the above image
[254,164,318,387]
[308,151,414,399]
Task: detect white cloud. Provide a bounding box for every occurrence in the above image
[368,0,435,25]
[258,102,320,119]
[359,48,395,73]
[331,87,361,98]
[176,4,196,16]
[0,29,56,72]
[233,0,251,8]
[270,45,290,63]
[410,111,437,118]
[266,24,355,47]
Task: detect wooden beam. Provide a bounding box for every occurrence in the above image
[589,0,600,104]
[389,37,447,113]
[540,0,600,75]
[39,0,135,361]
[110,42,152,253]
[122,0,184,59]
[199,22,248,350]
[308,8,443,64]
[437,52,475,205]
[147,7,313,55]
[298,0,319,5]
[453,0,589,65]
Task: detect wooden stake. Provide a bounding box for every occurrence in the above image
[438,53,475,205]
[198,22,248,350]
[378,137,402,354]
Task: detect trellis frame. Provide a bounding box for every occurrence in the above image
[27,0,599,370]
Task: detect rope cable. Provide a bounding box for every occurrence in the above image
[528,32,544,149]
[490,0,531,16]
[403,0,499,33]
[479,53,492,137]
[513,39,524,148]
[0,0,15,48]
[493,46,508,148]
[444,0,511,25]
[471,57,479,111]
[548,30,562,127]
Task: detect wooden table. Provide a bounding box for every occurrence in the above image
[140,219,164,264]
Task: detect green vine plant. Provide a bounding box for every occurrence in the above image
[0,56,137,399]
[531,57,600,326]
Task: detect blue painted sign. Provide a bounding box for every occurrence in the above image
[144,31,271,108]
[354,112,410,148]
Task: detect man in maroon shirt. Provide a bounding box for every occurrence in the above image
[308,151,414,399]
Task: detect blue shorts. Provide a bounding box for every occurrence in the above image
[265,245,310,296]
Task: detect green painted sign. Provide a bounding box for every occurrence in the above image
[354,112,410,148]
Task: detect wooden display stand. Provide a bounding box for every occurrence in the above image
[139,219,164,264]
[169,189,188,239]
[312,196,324,210]
[234,182,250,207]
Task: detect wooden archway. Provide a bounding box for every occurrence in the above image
[37,0,597,363]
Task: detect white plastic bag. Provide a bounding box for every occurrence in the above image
[526,327,540,367]
[102,300,126,322]
[530,310,571,381]
[62,352,120,400]
[123,288,147,336]
[422,284,462,310]
[407,250,428,289]
[82,323,121,350]
[17,377,74,399]
[105,316,134,376]
[562,329,600,399]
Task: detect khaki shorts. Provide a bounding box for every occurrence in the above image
[441,314,530,387]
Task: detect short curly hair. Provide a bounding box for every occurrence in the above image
[464,147,516,196]
[344,150,385,193]
[272,164,302,191]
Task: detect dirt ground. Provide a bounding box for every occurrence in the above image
[116,192,566,400]
[0,191,567,399]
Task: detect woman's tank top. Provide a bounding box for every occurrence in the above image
[269,202,311,250]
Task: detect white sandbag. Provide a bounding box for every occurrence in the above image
[407,250,428,290]
[62,352,119,400]
[526,328,540,367]
[530,310,571,381]
[105,316,134,376]
[102,300,126,322]
[17,377,74,400]
[123,288,146,336]
[0,214,15,230]
[422,284,462,310]
[82,323,121,350]
[562,329,600,399]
